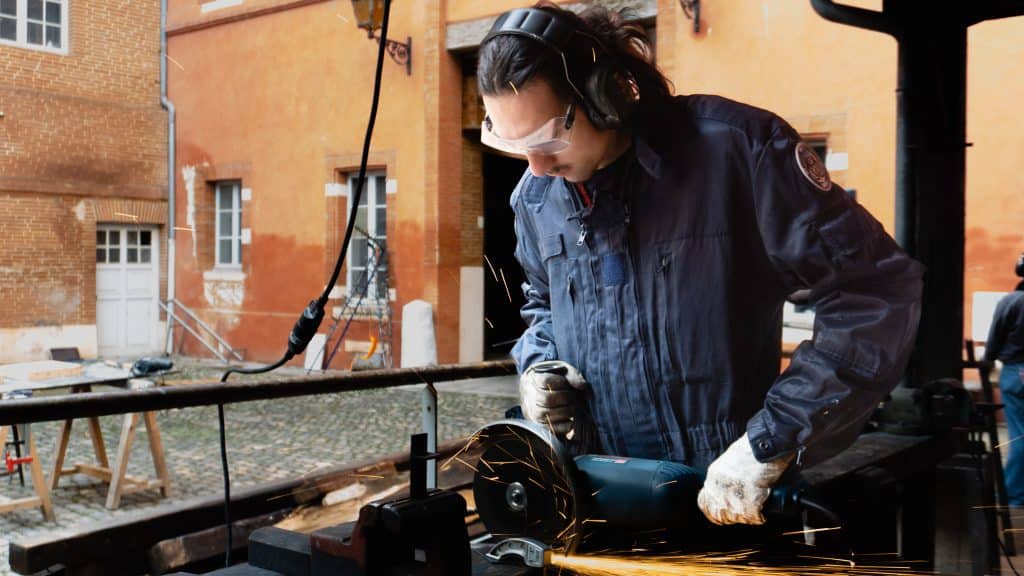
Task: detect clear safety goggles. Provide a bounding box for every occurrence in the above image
[480,103,576,156]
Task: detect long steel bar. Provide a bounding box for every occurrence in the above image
[0,360,517,426]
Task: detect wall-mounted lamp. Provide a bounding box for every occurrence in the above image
[350,0,412,76]
[679,0,701,34]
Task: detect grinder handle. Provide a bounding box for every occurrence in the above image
[529,363,567,375]
[527,363,596,455]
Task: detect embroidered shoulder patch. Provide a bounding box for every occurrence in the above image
[795,141,832,192]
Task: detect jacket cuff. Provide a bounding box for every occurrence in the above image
[746,411,796,463]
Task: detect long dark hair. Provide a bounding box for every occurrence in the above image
[477,2,673,132]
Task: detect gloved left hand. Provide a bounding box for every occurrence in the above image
[697,433,794,525]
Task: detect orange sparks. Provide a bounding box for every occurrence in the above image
[781,527,843,537]
[544,549,934,576]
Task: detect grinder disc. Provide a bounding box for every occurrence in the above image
[469,420,582,553]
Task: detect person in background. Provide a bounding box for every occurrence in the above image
[985,252,1024,505]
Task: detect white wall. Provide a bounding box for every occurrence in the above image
[459,266,484,363]
[0,325,98,363]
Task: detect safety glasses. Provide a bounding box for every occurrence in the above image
[480,103,576,156]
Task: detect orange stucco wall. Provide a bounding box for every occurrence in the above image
[169,0,438,364]
[965,17,1024,332]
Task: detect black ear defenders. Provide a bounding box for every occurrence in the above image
[1015,252,1024,278]
[483,7,634,131]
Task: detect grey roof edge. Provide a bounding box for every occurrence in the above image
[447,0,658,54]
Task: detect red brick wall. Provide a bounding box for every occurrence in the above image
[460,69,484,269]
[0,89,167,198]
[0,0,161,104]
[0,192,95,327]
[0,0,168,337]
[0,0,168,199]
[0,194,169,329]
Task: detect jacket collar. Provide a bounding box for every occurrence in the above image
[634,134,663,179]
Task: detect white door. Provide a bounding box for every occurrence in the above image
[96,225,160,357]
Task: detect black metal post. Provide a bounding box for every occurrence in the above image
[410,432,428,500]
[810,0,1024,387]
[896,15,968,386]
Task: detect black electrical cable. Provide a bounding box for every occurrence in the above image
[789,493,856,561]
[794,495,843,529]
[215,0,396,565]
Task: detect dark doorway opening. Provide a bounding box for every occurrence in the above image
[483,152,529,360]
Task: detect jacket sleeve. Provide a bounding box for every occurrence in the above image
[745,121,925,467]
[509,179,559,374]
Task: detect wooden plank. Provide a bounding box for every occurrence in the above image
[106,413,140,510]
[27,432,55,521]
[50,418,73,489]
[144,411,172,497]
[147,510,293,575]
[75,463,114,480]
[0,361,83,381]
[73,463,162,491]
[0,497,43,514]
[87,416,110,468]
[275,483,408,534]
[0,364,130,396]
[119,483,166,497]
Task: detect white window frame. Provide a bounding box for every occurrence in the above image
[345,171,388,303]
[0,0,69,55]
[215,181,242,268]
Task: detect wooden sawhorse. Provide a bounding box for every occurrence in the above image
[0,423,55,521]
[50,383,171,510]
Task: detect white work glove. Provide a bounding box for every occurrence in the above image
[697,433,794,525]
[519,360,587,436]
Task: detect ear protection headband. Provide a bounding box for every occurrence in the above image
[483,8,633,131]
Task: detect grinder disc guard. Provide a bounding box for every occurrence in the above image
[467,420,582,553]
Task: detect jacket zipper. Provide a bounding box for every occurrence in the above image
[623,199,673,458]
[565,179,589,248]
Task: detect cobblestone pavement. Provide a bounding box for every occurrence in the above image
[0,361,517,575]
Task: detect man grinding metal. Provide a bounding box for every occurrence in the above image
[476,3,924,526]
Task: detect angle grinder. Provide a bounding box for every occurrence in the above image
[462,419,824,569]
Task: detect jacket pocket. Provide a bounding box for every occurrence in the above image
[815,204,882,268]
[654,251,681,380]
[542,233,581,367]
[540,232,564,261]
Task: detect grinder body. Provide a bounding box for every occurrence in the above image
[574,455,706,532]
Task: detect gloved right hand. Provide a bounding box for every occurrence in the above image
[519,360,587,436]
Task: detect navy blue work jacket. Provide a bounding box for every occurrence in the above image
[509,94,924,469]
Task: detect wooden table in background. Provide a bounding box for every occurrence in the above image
[1,362,171,510]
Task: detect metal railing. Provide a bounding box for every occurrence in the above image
[161,298,245,363]
[0,360,517,426]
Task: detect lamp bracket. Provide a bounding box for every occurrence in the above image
[679,0,701,34]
